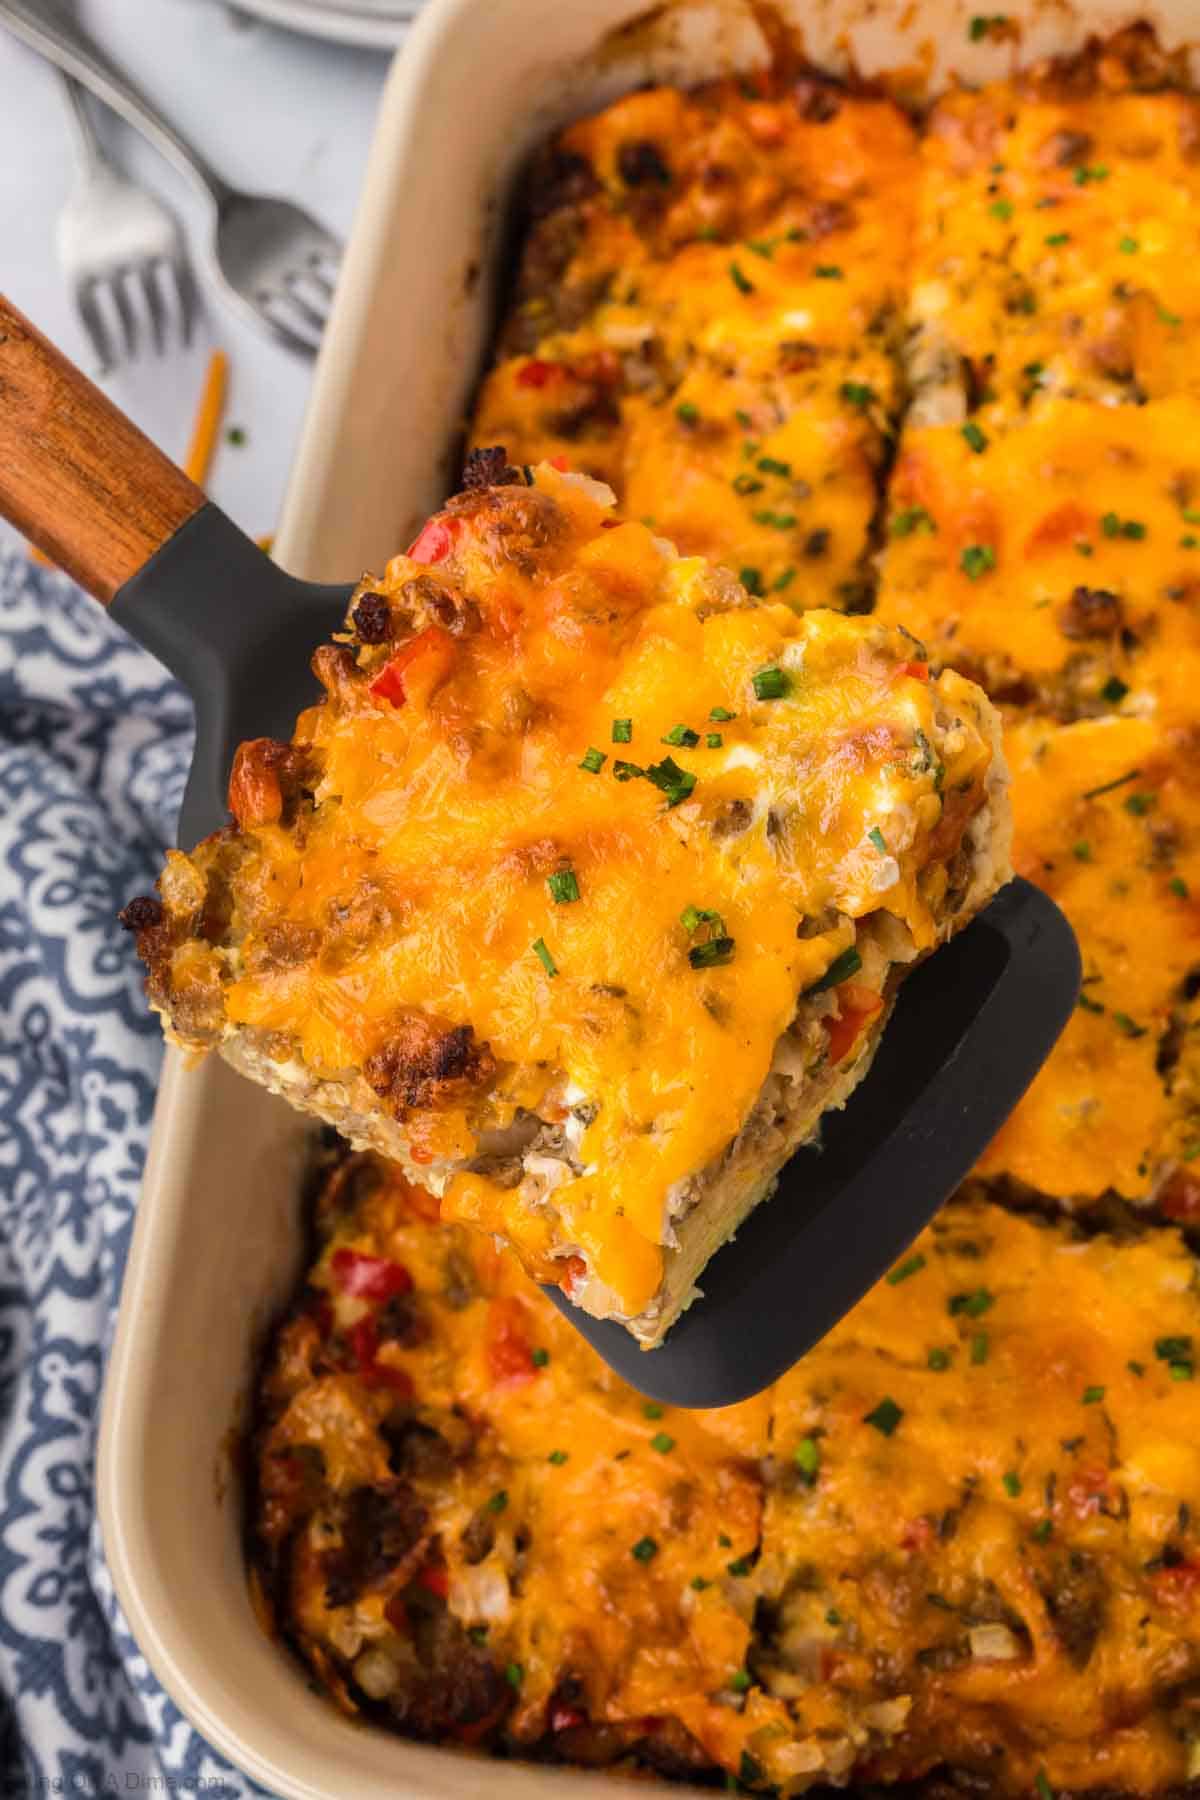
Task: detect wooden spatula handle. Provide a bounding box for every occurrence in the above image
[0,293,205,603]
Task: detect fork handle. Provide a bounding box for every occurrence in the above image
[0,0,232,208]
[0,295,204,602]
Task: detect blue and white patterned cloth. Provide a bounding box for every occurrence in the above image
[0,547,267,1797]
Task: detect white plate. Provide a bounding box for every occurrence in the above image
[231,0,418,50]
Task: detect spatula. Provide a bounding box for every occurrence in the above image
[0,295,1081,1406]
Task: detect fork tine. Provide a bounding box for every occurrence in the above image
[110,272,140,361]
[280,276,329,334]
[75,280,114,375]
[258,296,322,357]
[169,254,200,349]
[137,262,168,355]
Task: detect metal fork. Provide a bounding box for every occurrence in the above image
[0,0,342,357]
[55,72,196,373]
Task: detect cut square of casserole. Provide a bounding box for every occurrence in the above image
[908,29,1200,426]
[124,460,1010,1346]
[874,395,1200,719]
[973,712,1200,1206]
[471,72,918,610]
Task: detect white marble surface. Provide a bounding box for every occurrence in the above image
[0,0,394,543]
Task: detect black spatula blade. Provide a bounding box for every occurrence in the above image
[110,504,353,846]
[546,877,1079,1408]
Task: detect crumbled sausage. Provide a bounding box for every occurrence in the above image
[364,1014,496,1117]
[353,591,393,644]
[618,141,671,187]
[119,894,164,933]
[1058,586,1125,639]
[1038,127,1095,167]
[794,74,842,122]
[461,446,522,491]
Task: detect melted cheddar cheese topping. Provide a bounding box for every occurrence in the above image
[253,1155,1200,1797]
[207,468,996,1316]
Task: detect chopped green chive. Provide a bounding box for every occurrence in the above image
[961,421,989,453]
[1101,512,1146,540]
[1074,164,1109,185]
[772,567,796,592]
[505,1662,524,1688]
[718,1533,732,1547]
[863,1397,903,1437]
[729,260,755,295]
[740,566,765,597]
[949,1289,994,1318]
[706,732,723,748]
[804,946,862,996]
[1082,1385,1105,1405]
[752,509,798,530]
[643,1402,664,1419]
[612,718,633,743]
[733,472,765,495]
[890,505,937,538]
[814,264,843,279]
[795,1437,821,1482]
[747,237,775,259]
[727,1555,753,1577]
[691,1575,711,1590]
[1045,231,1071,246]
[961,544,996,580]
[1128,1360,1145,1378]
[532,937,557,977]
[486,1489,509,1513]
[756,455,791,476]
[887,1251,926,1285]
[1112,1012,1147,1038]
[531,1347,550,1367]
[730,1669,752,1692]
[1078,992,1104,1014]
[1170,877,1190,898]
[1124,791,1155,816]
[1100,675,1128,704]
[1002,1471,1022,1497]
[752,666,790,700]
[1119,236,1139,254]
[1032,1519,1053,1543]
[971,1332,990,1365]
[1155,1335,1192,1362]
[662,724,700,748]
[927,1347,952,1371]
[468,1625,489,1644]
[1072,841,1092,862]
[612,759,645,782]
[547,869,580,904]
[1082,767,1140,801]
[1171,1361,1194,1381]
[826,1607,842,1625]
[735,409,753,429]
[650,1431,675,1454]
[989,198,1014,221]
[868,826,888,855]
[740,1752,764,1786]
[646,755,697,807]
[227,425,247,447]
[710,706,736,722]
[1036,1769,1055,1800]
[548,1449,568,1464]
[632,1536,659,1562]
[689,936,736,969]
[579,746,607,774]
[1160,305,1183,327]
[675,401,700,425]
[841,381,875,409]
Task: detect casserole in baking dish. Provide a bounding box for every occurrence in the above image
[97,4,1200,1800]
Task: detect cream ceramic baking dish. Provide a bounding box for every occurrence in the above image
[97,1,1198,1795]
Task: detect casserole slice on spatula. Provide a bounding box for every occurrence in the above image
[0,296,1078,1405]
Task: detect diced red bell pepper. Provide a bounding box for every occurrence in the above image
[1160,1166,1200,1222]
[515,358,563,389]
[895,660,929,683]
[485,1296,537,1387]
[406,515,460,565]
[559,1255,588,1300]
[369,623,457,709]
[416,1562,450,1599]
[550,1706,587,1733]
[330,1246,413,1301]
[825,990,884,1066]
[1152,1561,1200,1609]
[548,453,571,471]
